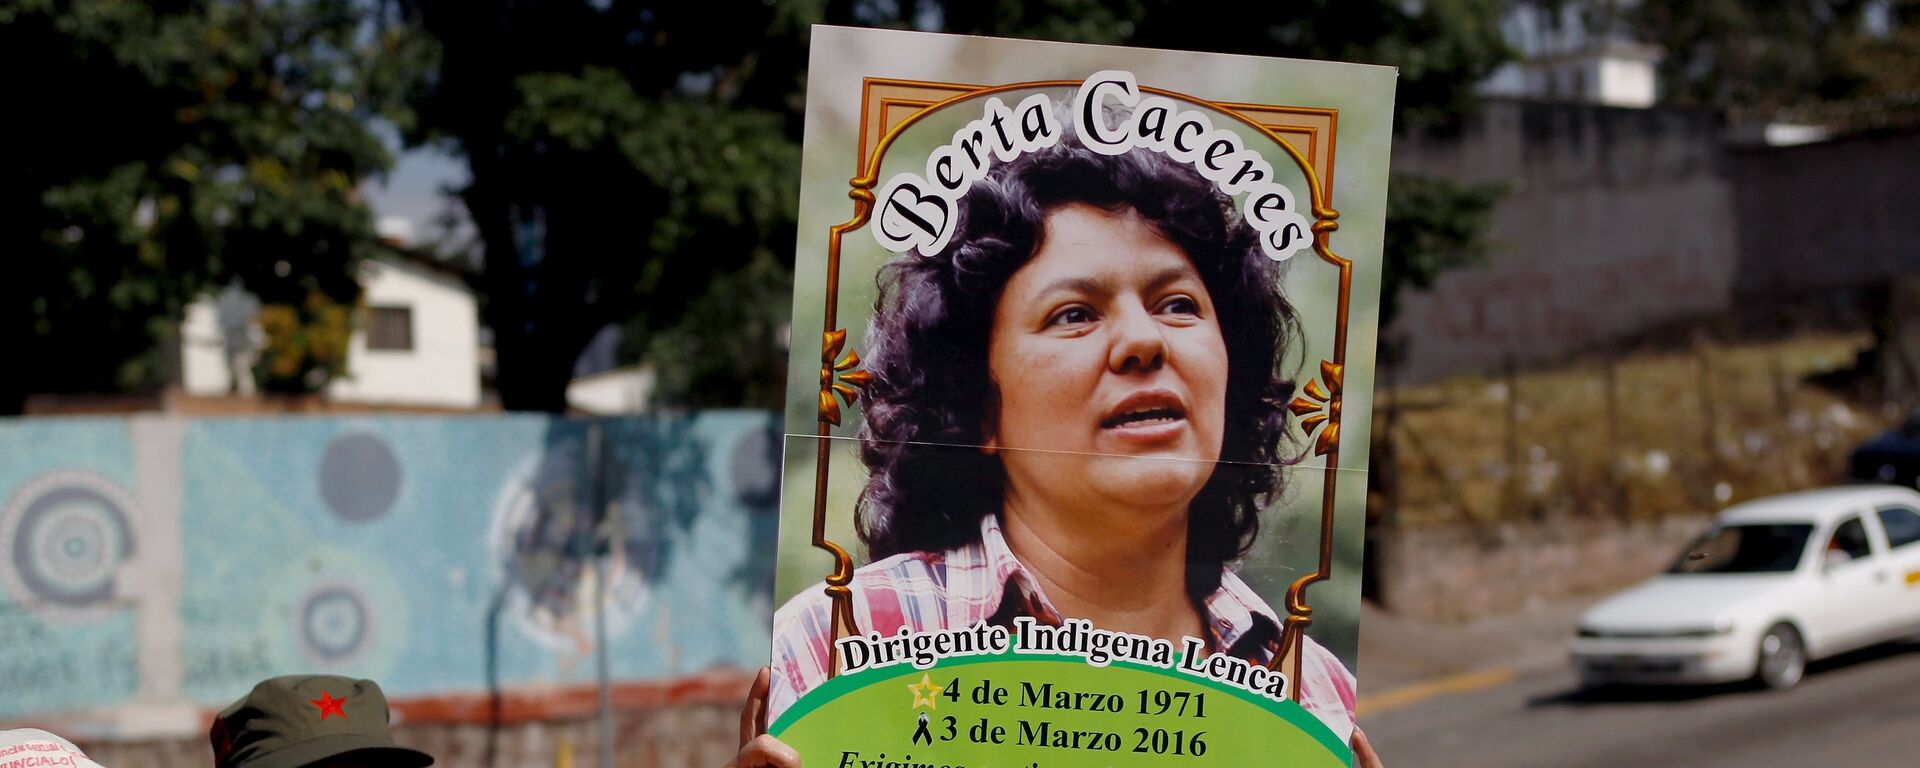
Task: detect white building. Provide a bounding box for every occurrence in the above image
[178,253,483,409]
[1479,2,1661,109]
[1480,40,1661,108]
[565,366,655,415]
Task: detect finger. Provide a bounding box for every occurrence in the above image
[740,667,771,747]
[753,666,773,736]
[729,734,803,768]
[1352,725,1384,768]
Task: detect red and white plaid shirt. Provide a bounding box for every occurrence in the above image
[769,515,1358,742]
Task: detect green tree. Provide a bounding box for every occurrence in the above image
[626,249,794,410]
[0,0,428,411]
[389,1,810,411]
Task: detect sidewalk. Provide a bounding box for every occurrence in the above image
[1355,595,1600,712]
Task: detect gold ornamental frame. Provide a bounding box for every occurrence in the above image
[808,76,1353,696]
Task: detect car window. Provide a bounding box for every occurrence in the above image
[1827,517,1873,565]
[1878,506,1920,549]
[1672,524,1813,574]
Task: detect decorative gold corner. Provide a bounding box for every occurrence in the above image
[818,329,873,426]
[1288,360,1345,456]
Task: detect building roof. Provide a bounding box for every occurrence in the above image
[373,237,481,292]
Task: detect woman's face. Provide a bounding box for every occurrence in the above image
[986,203,1229,527]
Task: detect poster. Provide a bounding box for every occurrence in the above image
[770,26,1394,767]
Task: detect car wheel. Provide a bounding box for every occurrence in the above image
[1756,623,1806,691]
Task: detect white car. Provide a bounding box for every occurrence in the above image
[1570,486,1920,690]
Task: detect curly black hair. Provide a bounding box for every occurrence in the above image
[855,121,1301,600]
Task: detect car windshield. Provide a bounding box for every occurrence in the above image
[1670,523,1814,574]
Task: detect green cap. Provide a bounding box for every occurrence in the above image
[211,675,434,768]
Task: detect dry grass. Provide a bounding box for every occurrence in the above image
[1381,333,1897,527]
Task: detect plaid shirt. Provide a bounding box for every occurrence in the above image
[769,515,1358,742]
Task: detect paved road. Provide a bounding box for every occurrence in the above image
[1366,639,1920,767]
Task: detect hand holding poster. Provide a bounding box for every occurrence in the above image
[766,26,1395,767]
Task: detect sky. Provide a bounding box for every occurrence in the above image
[361,130,476,257]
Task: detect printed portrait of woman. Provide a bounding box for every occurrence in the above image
[768,113,1358,742]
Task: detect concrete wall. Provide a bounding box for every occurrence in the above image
[1729,130,1920,302]
[1392,102,1920,382]
[1391,100,1741,380]
[0,412,780,744]
[1372,514,1712,622]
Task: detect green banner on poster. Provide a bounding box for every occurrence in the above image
[772,650,1349,768]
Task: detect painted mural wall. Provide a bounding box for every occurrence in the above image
[0,413,780,729]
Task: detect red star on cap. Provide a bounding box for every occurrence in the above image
[310,691,347,720]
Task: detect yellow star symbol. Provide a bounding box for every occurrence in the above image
[907,673,944,709]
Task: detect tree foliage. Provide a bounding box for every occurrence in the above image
[390,0,809,410]
[626,249,794,410]
[0,0,427,410]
